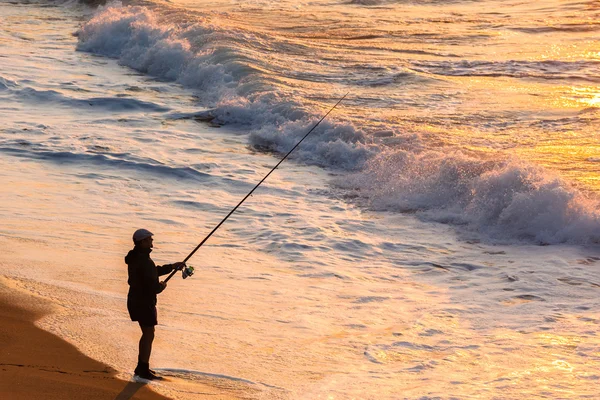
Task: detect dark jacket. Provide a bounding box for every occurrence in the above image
[125,246,174,311]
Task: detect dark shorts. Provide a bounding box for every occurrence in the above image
[128,299,158,327]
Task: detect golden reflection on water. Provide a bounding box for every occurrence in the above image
[571,86,600,107]
[343,299,600,398]
[433,75,600,193]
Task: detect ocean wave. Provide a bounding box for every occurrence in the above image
[0,76,19,90]
[347,0,385,5]
[249,118,374,170]
[0,145,211,181]
[2,78,170,111]
[510,24,600,34]
[347,0,474,4]
[76,3,372,170]
[411,60,600,83]
[74,3,600,245]
[338,144,600,244]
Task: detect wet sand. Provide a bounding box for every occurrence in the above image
[0,281,171,400]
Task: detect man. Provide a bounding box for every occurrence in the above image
[125,228,185,380]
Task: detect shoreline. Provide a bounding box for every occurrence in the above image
[0,280,171,400]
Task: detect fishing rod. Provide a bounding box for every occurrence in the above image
[164,93,349,284]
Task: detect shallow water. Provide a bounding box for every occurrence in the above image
[1,0,600,399]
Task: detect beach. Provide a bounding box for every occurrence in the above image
[1,0,600,399]
[0,277,170,400]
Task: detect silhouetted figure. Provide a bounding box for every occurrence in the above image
[125,229,184,380]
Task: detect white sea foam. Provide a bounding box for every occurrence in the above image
[76,3,371,170]
[340,145,600,244]
[74,2,600,245]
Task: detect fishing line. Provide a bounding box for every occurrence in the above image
[164,93,349,284]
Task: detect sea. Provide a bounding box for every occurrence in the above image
[1,0,599,399]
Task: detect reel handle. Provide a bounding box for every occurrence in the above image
[182,266,195,279]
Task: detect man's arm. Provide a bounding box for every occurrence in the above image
[157,264,174,276]
[157,262,185,276]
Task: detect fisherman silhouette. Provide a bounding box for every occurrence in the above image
[125,229,185,380]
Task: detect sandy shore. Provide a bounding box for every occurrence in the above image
[0,281,171,400]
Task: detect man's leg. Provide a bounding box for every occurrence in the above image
[138,325,155,363]
[134,324,156,379]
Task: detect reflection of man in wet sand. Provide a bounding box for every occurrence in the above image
[125,229,184,380]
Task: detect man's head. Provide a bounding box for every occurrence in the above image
[133,229,154,249]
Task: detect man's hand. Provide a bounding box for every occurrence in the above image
[173,262,186,271]
[158,281,167,293]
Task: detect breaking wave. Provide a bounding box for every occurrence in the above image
[74,2,600,244]
[338,142,600,244]
[76,3,372,170]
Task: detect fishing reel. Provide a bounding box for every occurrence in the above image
[182,265,195,279]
